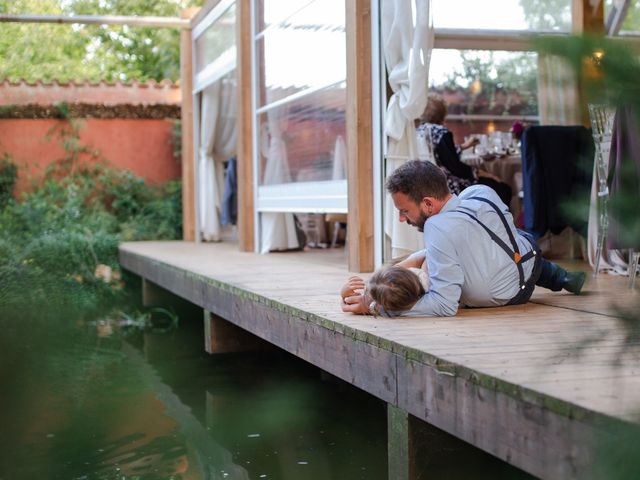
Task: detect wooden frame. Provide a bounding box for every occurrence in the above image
[180,8,199,241]
[236,0,255,251]
[346,0,375,273]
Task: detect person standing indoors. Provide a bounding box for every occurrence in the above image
[416,93,512,206]
[341,161,585,317]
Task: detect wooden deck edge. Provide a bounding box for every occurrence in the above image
[118,245,630,479]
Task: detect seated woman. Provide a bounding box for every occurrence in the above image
[340,251,429,317]
[416,93,513,206]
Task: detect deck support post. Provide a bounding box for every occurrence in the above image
[388,404,412,480]
[142,278,178,307]
[388,404,531,479]
[204,310,274,354]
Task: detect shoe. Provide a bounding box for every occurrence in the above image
[563,271,586,295]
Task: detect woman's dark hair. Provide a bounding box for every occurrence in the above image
[386,160,450,202]
[368,265,425,313]
[419,93,448,125]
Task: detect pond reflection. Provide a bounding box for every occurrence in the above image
[0,310,386,480]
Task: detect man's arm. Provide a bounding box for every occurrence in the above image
[397,224,463,317]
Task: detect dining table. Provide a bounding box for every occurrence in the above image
[461,151,523,218]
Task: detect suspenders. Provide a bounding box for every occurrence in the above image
[457,196,537,291]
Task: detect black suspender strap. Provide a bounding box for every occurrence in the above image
[468,197,521,260]
[457,208,525,288]
[457,196,536,290]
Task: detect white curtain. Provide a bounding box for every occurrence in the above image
[537,55,580,126]
[382,0,434,258]
[332,135,347,181]
[198,75,237,241]
[259,108,300,254]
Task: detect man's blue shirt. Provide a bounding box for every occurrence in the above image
[398,185,535,317]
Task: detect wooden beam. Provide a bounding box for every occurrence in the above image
[345,0,374,273]
[204,311,274,353]
[572,0,605,35]
[180,8,198,241]
[572,0,605,125]
[0,13,189,28]
[236,0,255,251]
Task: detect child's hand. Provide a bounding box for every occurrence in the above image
[340,276,366,299]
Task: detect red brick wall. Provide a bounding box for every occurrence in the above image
[0,118,180,194]
[0,80,181,194]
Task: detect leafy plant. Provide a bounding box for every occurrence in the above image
[0,154,17,209]
[0,116,182,319]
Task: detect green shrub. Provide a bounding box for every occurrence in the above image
[0,154,17,209]
[0,160,182,319]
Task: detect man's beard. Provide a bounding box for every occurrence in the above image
[407,209,428,232]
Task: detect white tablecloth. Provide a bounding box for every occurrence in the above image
[462,154,522,217]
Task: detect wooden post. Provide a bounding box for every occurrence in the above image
[142,278,175,307]
[236,0,255,252]
[572,0,605,35]
[345,0,374,273]
[388,404,411,480]
[572,0,605,125]
[204,310,274,354]
[388,404,532,479]
[180,8,198,241]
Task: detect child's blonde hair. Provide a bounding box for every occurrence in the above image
[368,265,425,313]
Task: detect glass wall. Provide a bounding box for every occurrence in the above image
[253,0,347,207]
[432,0,572,32]
[192,0,238,242]
[605,0,640,35]
[194,0,237,91]
[428,49,539,140]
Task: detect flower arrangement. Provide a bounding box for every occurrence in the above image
[510,121,525,140]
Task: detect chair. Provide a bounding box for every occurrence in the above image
[520,125,594,239]
[587,104,616,278]
[416,126,436,164]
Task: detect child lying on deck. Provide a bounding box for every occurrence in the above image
[340,251,429,317]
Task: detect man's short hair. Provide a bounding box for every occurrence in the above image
[386,160,450,203]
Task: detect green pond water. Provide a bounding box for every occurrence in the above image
[0,307,387,480]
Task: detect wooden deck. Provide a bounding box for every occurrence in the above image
[119,241,640,479]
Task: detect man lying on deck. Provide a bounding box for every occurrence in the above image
[341,160,586,317]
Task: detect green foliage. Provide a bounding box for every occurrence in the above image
[171,119,182,164]
[0,0,104,82]
[0,0,203,82]
[518,0,572,31]
[533,36,640,250]
[0,154,17,208]
[433,51,539,116]
[0,117,182,319]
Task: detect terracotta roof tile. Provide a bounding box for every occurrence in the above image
[0,78,181,106]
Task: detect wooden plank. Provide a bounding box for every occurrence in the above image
[345,0,374,273]
[236,0,255,252]
[180,8,198,241]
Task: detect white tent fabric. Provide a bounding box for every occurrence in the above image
[381,0,434,258]
[198,75,237,241]
[537,55,580,126]
[259,108,300,254]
